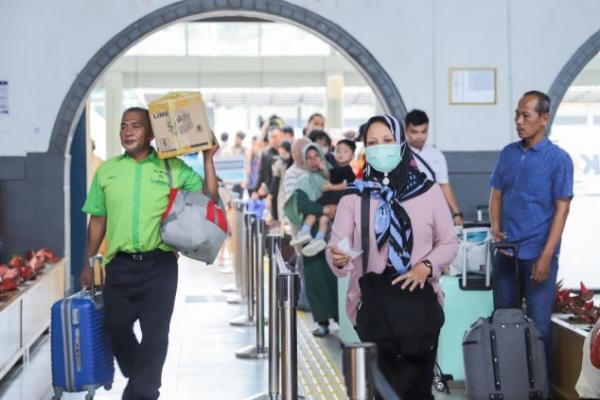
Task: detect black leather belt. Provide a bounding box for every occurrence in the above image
[116,249,168,261]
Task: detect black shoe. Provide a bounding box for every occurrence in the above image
[122,382,133,400]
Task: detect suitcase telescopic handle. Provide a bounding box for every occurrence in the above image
[490,242,520,252]
[88,254,104,299]
[489,242,521,309]
[476,205,489,222]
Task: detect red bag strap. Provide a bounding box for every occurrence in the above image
[206,200,216,222]
[206,200,228,232]
[215,205,228,232]
[162,188,179,221]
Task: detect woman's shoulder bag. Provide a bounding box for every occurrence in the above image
[355,190,444,357]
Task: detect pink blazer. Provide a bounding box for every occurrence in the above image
[325,184,459,324]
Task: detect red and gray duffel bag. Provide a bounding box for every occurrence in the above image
[160,160,228,264]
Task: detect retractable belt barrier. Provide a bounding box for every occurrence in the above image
[244,231,303,400]
[230,218,396,400]
[223,199,246,300]
[343,343,401,400]
[236,217,268,359]
[229,211,256,326]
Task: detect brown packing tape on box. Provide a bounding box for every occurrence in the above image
[149,91,215,159]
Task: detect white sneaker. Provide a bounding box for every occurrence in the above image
[301,239,327,257]
[290,232,312,247]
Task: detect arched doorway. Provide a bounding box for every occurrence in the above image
[49,0,406,290]
[548,30,600,289]
[49,0,406,155]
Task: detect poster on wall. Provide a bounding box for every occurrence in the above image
[449,68,496,105]
[0,81,8,114]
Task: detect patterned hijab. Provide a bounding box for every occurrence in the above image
[345,115,433,275]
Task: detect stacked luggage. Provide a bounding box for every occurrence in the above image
[50,255,114,400]
[437,205,548,399]
[437,216,494,384]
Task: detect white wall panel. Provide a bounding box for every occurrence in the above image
[1,0,600,155]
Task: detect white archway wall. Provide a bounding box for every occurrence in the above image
[3,0,600,156]
[47,0,409,155]
[550,48,600,289]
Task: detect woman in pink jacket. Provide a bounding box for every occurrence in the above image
[326,115,458,399]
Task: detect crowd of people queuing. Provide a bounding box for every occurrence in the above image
[81,89,574,399]
[213,90,574,399]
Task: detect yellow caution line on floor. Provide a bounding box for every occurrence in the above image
[297,311,348,400]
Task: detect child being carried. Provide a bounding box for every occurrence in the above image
[290,139,356,256]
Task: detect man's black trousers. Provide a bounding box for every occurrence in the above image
[103,250,178,400]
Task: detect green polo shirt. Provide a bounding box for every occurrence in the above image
[82,150,203,264]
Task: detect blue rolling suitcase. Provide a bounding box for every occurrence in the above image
[51,255,114,400]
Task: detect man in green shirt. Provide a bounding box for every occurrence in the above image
[81,107,218,400]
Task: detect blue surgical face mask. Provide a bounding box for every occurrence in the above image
[365,143,403,173]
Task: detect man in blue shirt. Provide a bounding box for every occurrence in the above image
[489,90,573,371]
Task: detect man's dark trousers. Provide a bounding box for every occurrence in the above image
[103,250,178,400]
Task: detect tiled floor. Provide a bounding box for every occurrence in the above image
[0,254,467,399]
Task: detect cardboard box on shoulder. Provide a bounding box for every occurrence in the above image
[149,92,214,159]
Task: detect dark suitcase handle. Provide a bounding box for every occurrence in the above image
[489,242,521,310]
[490,242,520,252]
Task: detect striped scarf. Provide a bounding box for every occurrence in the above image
[346,115,433,275]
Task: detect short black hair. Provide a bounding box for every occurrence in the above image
[123,107,152,131]
[279,140,292,153]
[308,113,325,124]
[220,132,229,142]
[282,126,295,136]
[523,90,551,115]
[308,129,332,146]
[236,131,246,140]
[336,138,356,153]
[405,109,429,127]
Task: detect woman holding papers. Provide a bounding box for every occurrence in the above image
[325,115,458,399]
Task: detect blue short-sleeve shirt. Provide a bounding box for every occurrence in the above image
[489,137,574,260]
